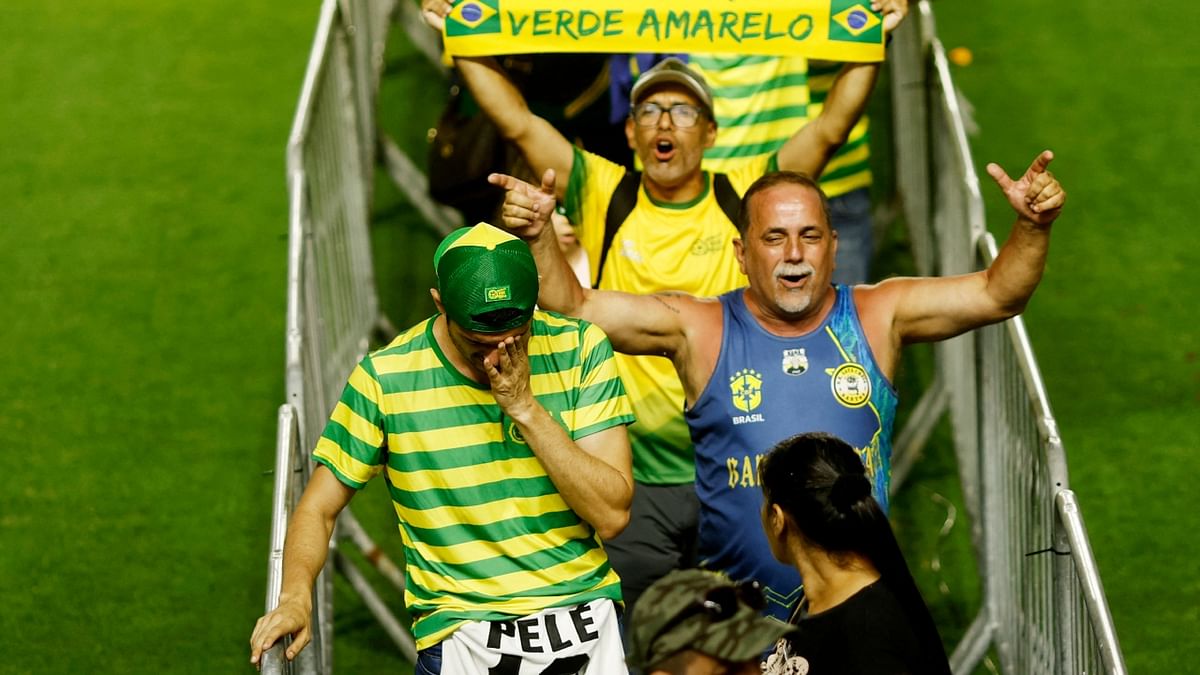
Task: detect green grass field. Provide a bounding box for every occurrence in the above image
[934,5,1200,672]
[1,0,1195,672]
[0,1,316,671]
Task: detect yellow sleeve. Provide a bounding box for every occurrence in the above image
[564,147,627,283]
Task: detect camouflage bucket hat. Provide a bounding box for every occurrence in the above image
[627,569,796,669]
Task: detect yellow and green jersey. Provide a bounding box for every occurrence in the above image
[806,59,872,197]
[686,55,871,198]
[691,54,810,169]
[564,147,770,485]
[313,311,634,649]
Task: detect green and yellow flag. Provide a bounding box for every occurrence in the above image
[442,0,886,62]
[445,0,501,37]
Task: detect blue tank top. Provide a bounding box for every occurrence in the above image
[686,285,898,619]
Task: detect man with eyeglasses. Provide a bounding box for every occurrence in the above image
[627,569,793,675]
[422,0,906,629]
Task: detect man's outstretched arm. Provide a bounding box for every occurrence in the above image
[249,467,354,669]
[863,150,1066,358]
[420,1,574,198]
[488,170,702,363]
[452,58,575,198]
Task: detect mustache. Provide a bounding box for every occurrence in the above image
[774,262,814,278]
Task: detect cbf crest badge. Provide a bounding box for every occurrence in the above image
[506,420,527,445]
[782,348,808,376]
[830,363,871,408]
[730,368,763,412]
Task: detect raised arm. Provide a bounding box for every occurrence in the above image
[776,0,907,176]
[858,151,1066,374]
[420,0,573,195]
[451,58,575,198]
[489,171,702,362]
[249,466,354,669]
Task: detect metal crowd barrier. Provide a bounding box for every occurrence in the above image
[889,3,1126,673]
[262,0,414,671]
[264,0,1126,672]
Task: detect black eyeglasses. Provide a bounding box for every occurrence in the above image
[648,580,765,649]
[632,102,704,128]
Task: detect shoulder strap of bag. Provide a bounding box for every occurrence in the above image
[597,170,642,287]
[712,172,741,226]
[596,171,740,286]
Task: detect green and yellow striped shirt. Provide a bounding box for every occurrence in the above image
[313,311,634,649]
[688,55,871,198]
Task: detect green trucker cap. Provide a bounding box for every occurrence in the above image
[433,222,538,333]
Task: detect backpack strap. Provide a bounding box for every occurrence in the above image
[596,171,740,287]
[597,170,641,288]
[712,172,741,227]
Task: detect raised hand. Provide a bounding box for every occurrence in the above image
[488,169,558,241]
[421,0,452,31]
[987,150,1066,229]
[871,0,908,34]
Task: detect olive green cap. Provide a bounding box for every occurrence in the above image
[626,569,796,669]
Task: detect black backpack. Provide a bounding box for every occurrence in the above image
[596,171,741,287]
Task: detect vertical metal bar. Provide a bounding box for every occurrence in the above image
[260,406,301,675]
[888,3,934,276]
[266,406,300,611]
[1053,501,1076,675]
[334,550,420,662]
[1057,491,1128,675]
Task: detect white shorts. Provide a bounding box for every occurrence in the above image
[440,599,628,675]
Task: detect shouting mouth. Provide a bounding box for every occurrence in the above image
[653,138,676,163]
[776,265,813,289]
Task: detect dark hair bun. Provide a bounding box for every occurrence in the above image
[829,473,871,513]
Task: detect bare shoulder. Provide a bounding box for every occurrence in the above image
[655,292,724,338]
[652,291,722,316]
[662,293,726,405]
[851,280,903,318]
[850,282,905,377]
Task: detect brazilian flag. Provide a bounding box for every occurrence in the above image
[446,0,501,37]
[827,0,882,43]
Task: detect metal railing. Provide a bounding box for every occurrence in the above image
[263,0,1126,672]
[889,3,1126,673]
[262,0,413,672]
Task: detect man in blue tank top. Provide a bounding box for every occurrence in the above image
[491,151,1066,620]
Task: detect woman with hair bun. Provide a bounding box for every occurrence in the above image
[759,432,951,675]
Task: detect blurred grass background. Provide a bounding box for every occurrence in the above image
[1,0,1195,673]
[0,1,316,671]
[934,4,1200,672]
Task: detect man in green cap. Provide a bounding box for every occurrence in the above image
[250,222,637,673]
[628,569,795,675]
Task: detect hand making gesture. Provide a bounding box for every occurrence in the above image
[488,169,558,242]
[987,150,1066,228]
